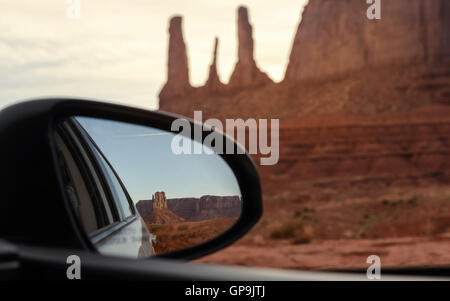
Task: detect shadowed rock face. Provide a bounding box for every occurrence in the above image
[143,208,185,225]
[285,0,450,83]
[159,16,192,100]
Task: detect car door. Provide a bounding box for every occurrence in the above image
[54,117,155,258]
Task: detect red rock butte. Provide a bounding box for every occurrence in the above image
[152,191,168,209]
[159,1,449,119]
[159,6,274,108]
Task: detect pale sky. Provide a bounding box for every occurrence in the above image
[77,117,241,201]
[0,0,308,110]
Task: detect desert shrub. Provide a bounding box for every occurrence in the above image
[292,225,314,245]
[269,220,313,244]
[407,196,418,206]
[177,224,188,231]
[269,222,296,239]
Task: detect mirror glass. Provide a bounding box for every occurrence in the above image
[53,116,242,258]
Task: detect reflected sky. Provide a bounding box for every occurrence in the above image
[76,117,241,202]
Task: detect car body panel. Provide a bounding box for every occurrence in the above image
[94,216,155,258]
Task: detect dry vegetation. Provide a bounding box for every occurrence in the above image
[268,219,313,245]
[146,218,237,254]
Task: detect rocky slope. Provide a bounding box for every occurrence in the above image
[144,208,185,225]
[258,107,450,195]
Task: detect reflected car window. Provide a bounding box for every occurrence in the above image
[55,123,117,233]
[83,134,133,220]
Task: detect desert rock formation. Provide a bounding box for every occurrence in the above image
[167,195,242,221]
[152,191,168,209]
[159,16,192,100]
[285,0,450,83]
[204,37,226,93]
[156,0,450,199]
[136,191,185,224]
[136,199,152,218]
[159,1,450,118]
[136,191,168,217]
[144,208,185,225]
[136,194,242,223]
[159,6,273,110]
[227,6,273,91]
[156,0,450,270]
[258,111,450,193]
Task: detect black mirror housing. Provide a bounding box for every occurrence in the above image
[0,98,262,260]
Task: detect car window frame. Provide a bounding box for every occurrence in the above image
[82,135,134,220]
[67,117,139,244]
[56,122,117,231]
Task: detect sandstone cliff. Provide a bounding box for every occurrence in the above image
[137,193,242,222]
[285,0,450,83]
[204,37,226,93]
[159,6,273,111]
[227,6,273,91]
[136,191,168,217]
[136,191,185,224]
[136,198,152,218]
[159,16,193,100]
[144,208,185,225]
[152,191,167,209]
[154,1,450,268]
[158,1,449,119]
[167,195,242,221]
[156,1,450,198]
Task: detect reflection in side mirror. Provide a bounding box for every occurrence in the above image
[53,116,242,258]
[137,192,241,255]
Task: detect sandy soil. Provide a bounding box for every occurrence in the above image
[197,233,450,270]
[147,218,237,254]
[197,180,450,270]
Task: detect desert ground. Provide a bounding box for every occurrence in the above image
[147,218,237,254]
[195,108,450,270]
[197,172,450,270]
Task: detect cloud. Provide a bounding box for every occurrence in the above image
[0,0,307,110]
[113,132,172,138]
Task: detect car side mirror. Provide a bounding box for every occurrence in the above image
[0,98,262,260]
